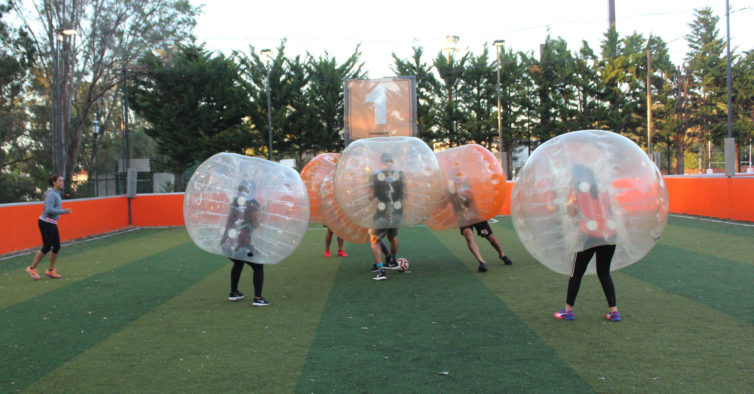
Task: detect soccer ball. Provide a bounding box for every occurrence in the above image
[396,257,409,272]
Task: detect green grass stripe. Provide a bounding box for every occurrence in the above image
[452,218,754,392]
[659,218,754,265]
[23,228,342,393]
[0,228,190,309]
[296,225,591,393]
[623,243,754,324]
[0,241,224,392]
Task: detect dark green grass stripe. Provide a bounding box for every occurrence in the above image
[296,225,591,393]
[622,243,754,323]
[0,227,168,274]
[0,241,225,392]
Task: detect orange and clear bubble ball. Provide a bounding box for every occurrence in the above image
[511,130,668,275]
[183,153,310,264]
[425,144,507,230]
[334,136,443,229]
[301,153,339,224]
[319,175,370,244]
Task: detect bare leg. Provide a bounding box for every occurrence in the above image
[370,235,383,264]
[486,234,505,258]
[463,228,485,263]
[48,253,58,271]
[30,251,46,269]
[325,229,333,252]
[337,236,344,250]
[388,235,399,256]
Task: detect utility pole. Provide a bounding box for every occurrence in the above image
[493,39,507,178]
[647,37,653,158]
[444,36,459,147]
[261,49,273,161]
[724,0,735,176]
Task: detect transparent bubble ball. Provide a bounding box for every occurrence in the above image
[511,130,669,275]
[334,136,443,229]
[183,153,310,264]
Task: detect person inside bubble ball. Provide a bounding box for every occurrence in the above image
[368,152,404,281]
[221,180,269,306]
[447,170,513,273]
[554,164,620,322]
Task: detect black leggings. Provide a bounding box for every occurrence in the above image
[566,244,617,307]
[38,219,61,254]
[230,259,264,297]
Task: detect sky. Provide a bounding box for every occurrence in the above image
[191,0,754,77]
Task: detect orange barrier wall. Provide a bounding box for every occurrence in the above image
[131,193,185,227]
[3,176,754,256]
[663,175,754,222]
[499,175,754,222]
[0,197,129,255]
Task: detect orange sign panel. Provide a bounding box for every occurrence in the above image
[344,77,417,143]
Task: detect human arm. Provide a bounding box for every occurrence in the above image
[44,191,70,216]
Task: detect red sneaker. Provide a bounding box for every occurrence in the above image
[337,250,348,257]
[324,250,332,257]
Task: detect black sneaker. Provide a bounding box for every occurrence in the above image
[478,263,488,272]
[384,258,399,270]
[371,264,380,272]
[228,290,245,301]
[373,271,387,281]
[252,297,270,306]
[501,256,513,265]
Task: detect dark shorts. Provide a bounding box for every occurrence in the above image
[368,227,398,240]
[460,221,493,238]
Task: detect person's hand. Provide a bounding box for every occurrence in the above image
[65,208,73,214]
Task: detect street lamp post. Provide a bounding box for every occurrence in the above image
[493,39,506,178]
[724,0,735,176]
[52,28,77,176]
[444,36,459,146]
[260,49,273,161]
[92,119,100,196]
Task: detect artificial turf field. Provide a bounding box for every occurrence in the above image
[1,215,753,393]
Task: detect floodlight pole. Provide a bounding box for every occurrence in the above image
[261,49,273,161]
[724,0,735,176]
[92,119,100,196]
[493,39,507,178]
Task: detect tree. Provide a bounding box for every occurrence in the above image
[391,46,437,145]
[304,47,365,157]
[685,7,727,170]
[128,44,250,189]
[0,0,37,202]
[732,50,754,168]
[13,0,198,195]
[432,49,469,148]
[459,47,496,149]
